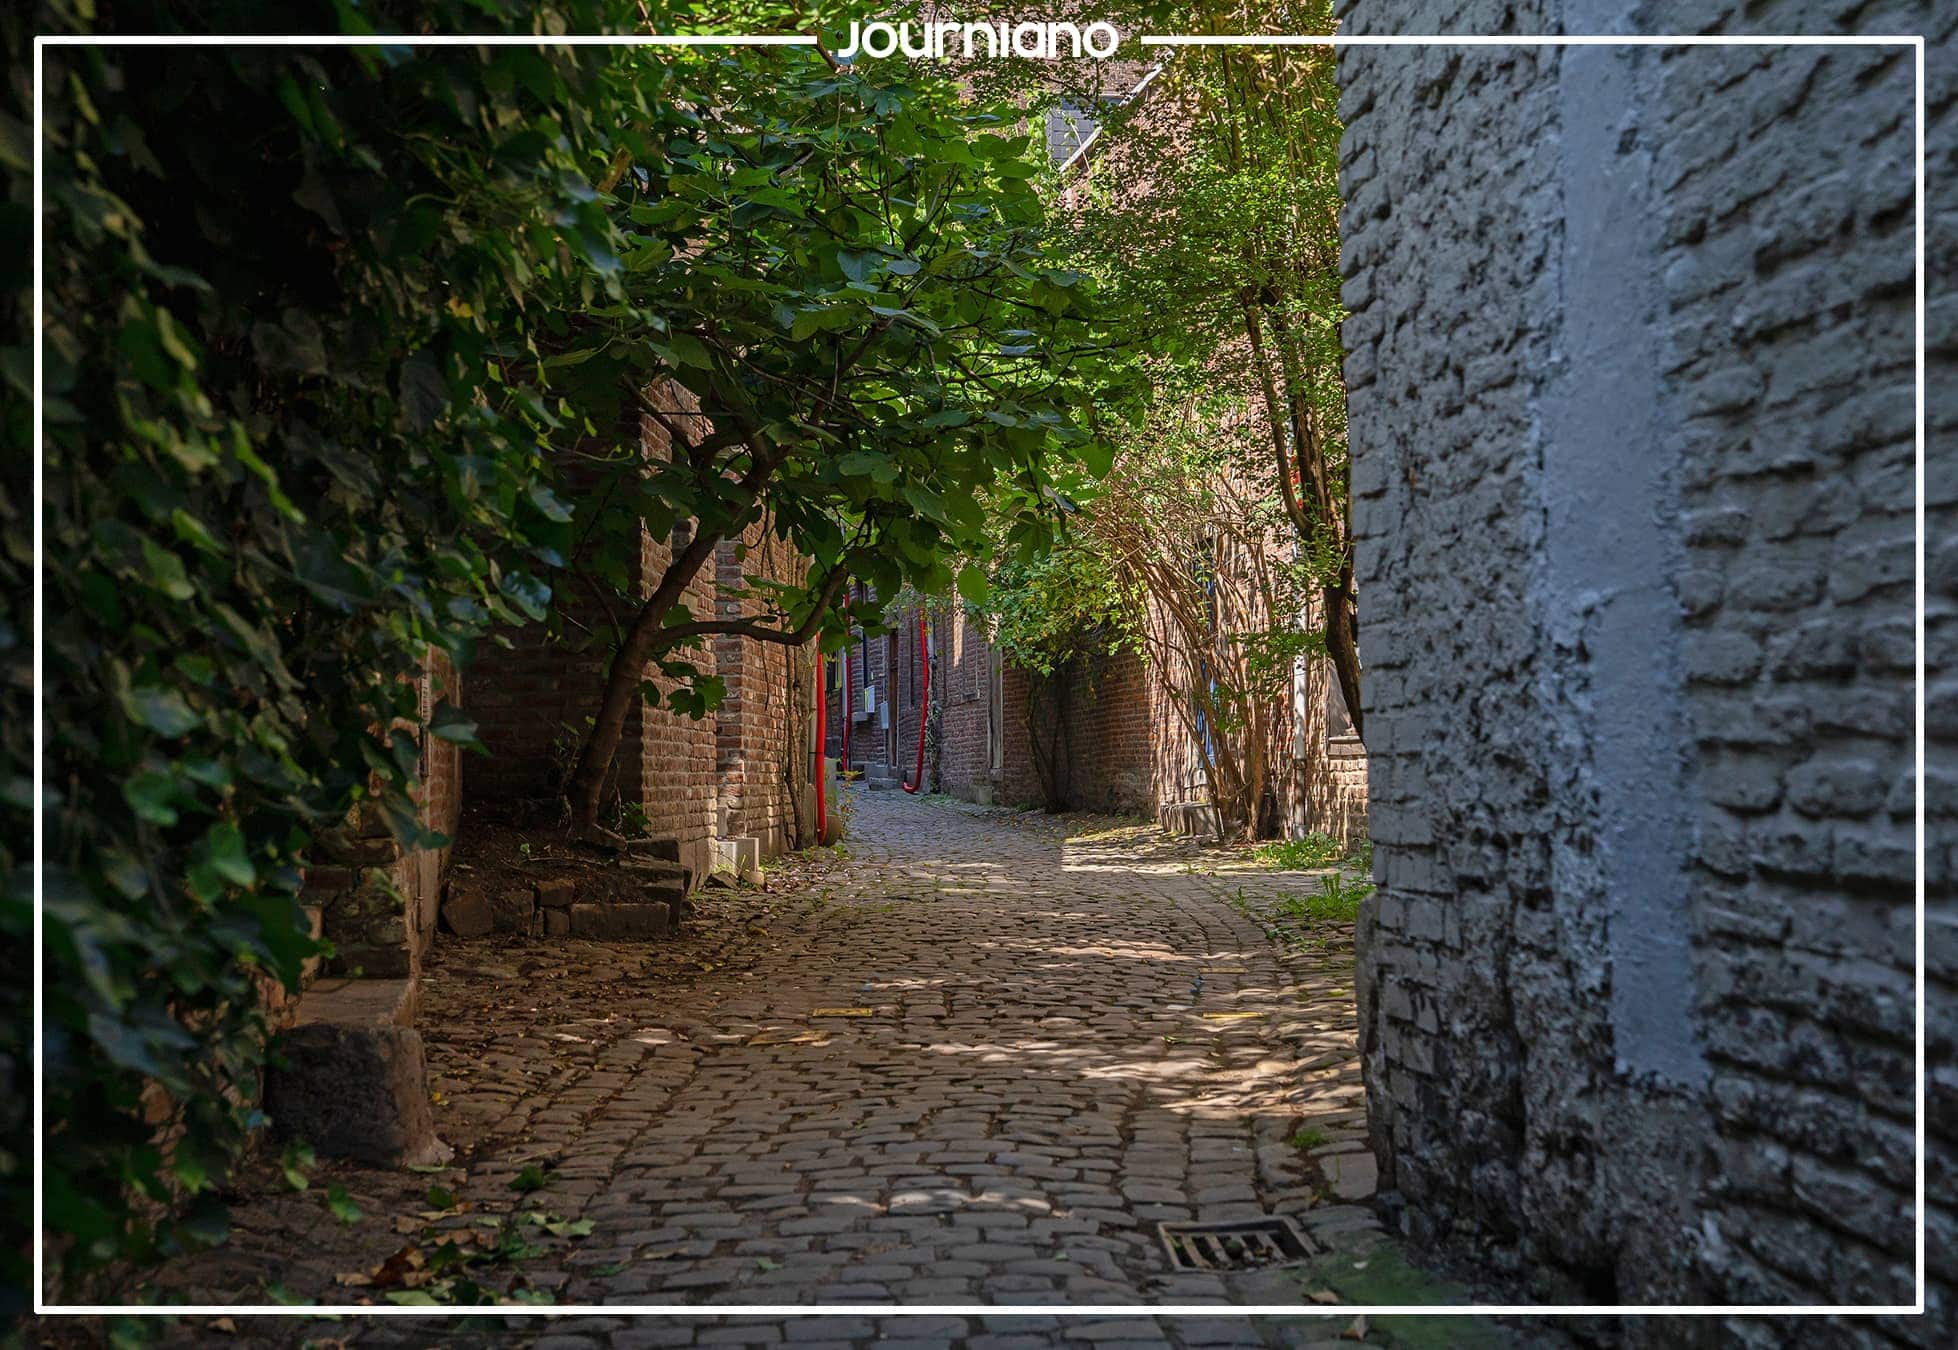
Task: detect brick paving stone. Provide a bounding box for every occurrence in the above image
[122,790,1415,1347]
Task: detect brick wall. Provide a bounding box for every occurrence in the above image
[715,526,815,856]
[993,650,1156,814]
[1340,0,1947,1328]
[1293,619,1369,844]
[467,386,808,884]
[936,606,1000,801]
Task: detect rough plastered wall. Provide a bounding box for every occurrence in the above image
[1340,0,1949,1334]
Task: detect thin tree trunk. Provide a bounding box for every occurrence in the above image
[1324,564,1363,744]
[564,524,726,836]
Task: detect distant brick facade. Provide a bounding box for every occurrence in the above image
[849,591,1365,842]
[994,652,1154,814]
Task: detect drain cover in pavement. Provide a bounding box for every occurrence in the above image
[1158,1216,1319,1272]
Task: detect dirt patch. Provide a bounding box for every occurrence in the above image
[444,805,652,908]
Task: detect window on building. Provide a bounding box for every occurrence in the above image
[1326,673,1358,742]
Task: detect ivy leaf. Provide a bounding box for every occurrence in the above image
[325,1184,363,1225]
[129,686,200,738]
[397,353,447,431]
[428,701,482,750]
[124,771,181,826]
[202,822,257,888]
[956,565,990,607]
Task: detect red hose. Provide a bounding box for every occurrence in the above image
[814,648,827,839]
[903,609,929,794]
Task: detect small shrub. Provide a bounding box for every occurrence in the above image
[1252,833,1344,870]
[1345,836,1374,875]
[1274,872,1375,927]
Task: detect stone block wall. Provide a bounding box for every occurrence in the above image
[1339,0,1949,1329]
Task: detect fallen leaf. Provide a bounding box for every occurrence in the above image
[1342,1315,1369,1341]
[332,1272,373,1288]
[809,1007,873,1017]
[1309,1289,1339,1304]
[370,1245,427,1290]
[208,1318,236,1334]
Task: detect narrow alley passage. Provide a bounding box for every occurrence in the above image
[138,789,1425,1345]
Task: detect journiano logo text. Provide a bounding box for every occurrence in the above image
[837,17,1122,60]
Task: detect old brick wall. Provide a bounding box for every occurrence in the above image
[713,527,812,857]
[467,390,793,885]
[994,650,1156,814]
[629,514,723,886]
[467,414,655,815]
[308,646,462,980]
[935,606,1000,801]
[1340,0,1948,1329]
[1293,643,1369,845]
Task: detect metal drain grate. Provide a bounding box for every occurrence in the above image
[1157,1216,1319,1272]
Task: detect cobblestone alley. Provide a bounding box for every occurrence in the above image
[129,788,1477,1347]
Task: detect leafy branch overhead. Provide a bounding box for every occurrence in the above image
[18,0,1140,1285]
[558,46,1134,833]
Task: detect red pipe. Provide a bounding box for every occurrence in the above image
[814,648,827,839]
[903,609,929,794]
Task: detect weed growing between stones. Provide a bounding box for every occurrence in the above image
[1252,833,1346,870]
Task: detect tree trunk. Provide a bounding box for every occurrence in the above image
[1324,567,1364,746]
[563,526,723,837]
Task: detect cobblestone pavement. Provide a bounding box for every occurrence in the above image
[118,789,1508,1347]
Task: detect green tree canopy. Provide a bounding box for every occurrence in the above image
[16,0,1138,1287]
[553,41,1132,831]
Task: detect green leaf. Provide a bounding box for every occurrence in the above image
[956,565,990,607]
[428,701,483,749]
[124,771,181,826]
[202,822,257,888]
[324,1183,362,1224]
[129,686,200,738]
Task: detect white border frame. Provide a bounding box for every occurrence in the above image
[30,25,1929,1324]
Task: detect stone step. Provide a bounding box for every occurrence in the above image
[711,835,764,885]
[568,901,671,940]
[622,856,687,883]
[620,836,681,864]
[264,977,451,1168]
